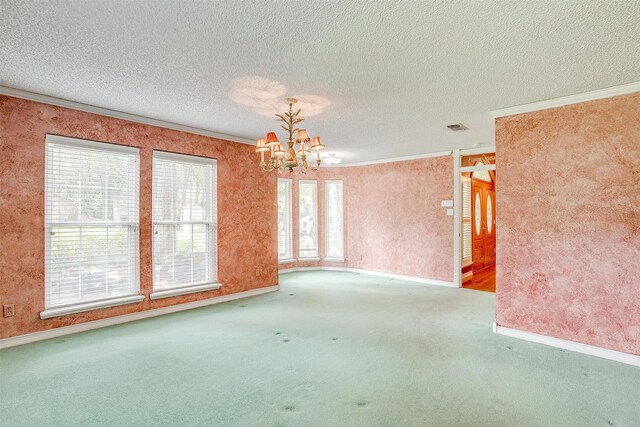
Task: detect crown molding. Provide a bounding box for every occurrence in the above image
[0,85,255,145]
[489,81,640,118]
[338,150,453,167]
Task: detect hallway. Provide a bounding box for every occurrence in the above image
[463,265,496,293]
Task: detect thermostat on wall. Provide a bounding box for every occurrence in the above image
[441,200,453,207]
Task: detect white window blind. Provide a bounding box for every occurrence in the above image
[277,178,293,260]
[461,176,472,264]
[325,180,344,260]
[299,180,318,258]
[152,151,217,291]
[44,135,140,309]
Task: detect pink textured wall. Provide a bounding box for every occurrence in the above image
[496,92,640,355]
[0,95,277,339]
[279,156,454,282]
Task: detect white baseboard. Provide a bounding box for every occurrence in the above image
[493,323,640,368]
[0,285,278,350]
[279,266,456,288]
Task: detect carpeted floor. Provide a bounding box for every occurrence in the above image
[1,271,639,426]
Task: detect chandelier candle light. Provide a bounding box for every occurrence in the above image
[256,98,326,173]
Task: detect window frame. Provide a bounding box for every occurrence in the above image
[150,150,219,300]
[298,180,319,259]
[41,134,143,319]
[277,178,294,262]
[324,180,344,262]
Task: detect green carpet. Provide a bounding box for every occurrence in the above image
[1,271,639,426]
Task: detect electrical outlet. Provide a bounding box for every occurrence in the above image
[3,304,15,317]
[255,268,261,277]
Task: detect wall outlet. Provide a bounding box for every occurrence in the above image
[3,304,15,317]
[255,268,261,277]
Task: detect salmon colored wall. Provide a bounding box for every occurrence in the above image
[0,95,277,340]
[279,156,454,283]
[495,92,640,355]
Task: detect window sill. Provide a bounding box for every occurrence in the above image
[323,257,345,263]
[298,257,321,262]
[278,258,297,264]
[40,294,145,319]
[150,283,221,300]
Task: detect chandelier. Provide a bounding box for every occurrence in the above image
[255,98,326,173]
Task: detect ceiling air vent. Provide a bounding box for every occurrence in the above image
[447,123,468,131]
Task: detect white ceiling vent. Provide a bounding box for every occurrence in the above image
[447,123,469,131]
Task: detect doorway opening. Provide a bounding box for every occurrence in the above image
[459,153,496,292]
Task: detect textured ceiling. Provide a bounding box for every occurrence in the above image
[1,1,639,163]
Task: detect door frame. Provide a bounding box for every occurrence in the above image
[453,147,496,288]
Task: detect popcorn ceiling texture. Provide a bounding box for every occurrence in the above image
[279,156,454,283]
[495,93,640,356]
[0,95,278,340]
[2,1,639,162]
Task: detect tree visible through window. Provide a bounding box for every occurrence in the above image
[299,180,318,258]
[277,178,292,260]
[152,152,216,290]
[44,136,140,308]
[325,181,344,259]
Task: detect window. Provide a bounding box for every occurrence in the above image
[152,152,217,298]
[325,180,344,260]
[277,178,293,260]
[43,135,141,318]
[298,180,318,258]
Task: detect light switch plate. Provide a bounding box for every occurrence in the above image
[446,209,454,216]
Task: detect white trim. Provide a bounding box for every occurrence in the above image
[0,85,254,145]
[489,81,640,118]
[150,283,221,300]
[2,286,278,349]
[39,295,145,319]
[460,164,496,173]
[279,266,456,288]
[453,149,462,288]
[46,134,140,154]
[459,146,496,156]
[322,257,345,263]
[297,257,321,262]
[337,151,452,167]
[153,150,217,165]
[278,258,297,264]
[494,323,640,368]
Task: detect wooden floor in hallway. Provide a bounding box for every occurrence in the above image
[463,265,496,293]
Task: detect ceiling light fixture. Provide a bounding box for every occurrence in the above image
[255,97,326,173]
[322,154,342,166]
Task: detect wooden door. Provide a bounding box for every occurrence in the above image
[485,189,496,266]
[472,181,496,272]
[472,185,486,271]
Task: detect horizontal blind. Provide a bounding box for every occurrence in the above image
[45,135,140,308]
[277,179,292,259]
[152,152,216,290]
[461,177,472,262]
[299,180,318,258]
[325,180,344,259]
